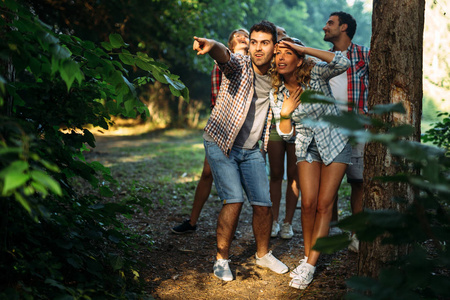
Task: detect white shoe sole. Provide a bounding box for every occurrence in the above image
[213,272,233,281]
[289,280,309,289]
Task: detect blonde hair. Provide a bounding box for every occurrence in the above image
[269,37,316,102]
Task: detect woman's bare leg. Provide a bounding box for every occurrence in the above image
[298,161,321,258]
[307,162,348,266]
[189,157,213,225]
[267,140,286,223]
[284,143,299,224]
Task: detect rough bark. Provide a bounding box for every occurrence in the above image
[359,0,425,278]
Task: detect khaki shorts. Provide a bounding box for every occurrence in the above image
[269,125,295,143]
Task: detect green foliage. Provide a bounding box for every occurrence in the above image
[421,95,440,122]
[422,111,450,155]
[305,91,450,299]
[0,0,187,298]
[21,0,372,127]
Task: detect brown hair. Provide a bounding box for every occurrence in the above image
[270,37,316,102]
[250,20,277,45]
[227,28,249,52]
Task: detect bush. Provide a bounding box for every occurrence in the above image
[0,0,187,298]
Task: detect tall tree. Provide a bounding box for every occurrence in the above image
[360,0,425,277]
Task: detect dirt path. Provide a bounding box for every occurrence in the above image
[90,131,357,300]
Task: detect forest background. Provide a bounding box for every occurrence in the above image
[1,0,449,299]
[30,0,448,133]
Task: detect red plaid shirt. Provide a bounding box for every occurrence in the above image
[204,52,272,156]
[346,43,370,114]
[210,64,222,108]
[331,42,370,114]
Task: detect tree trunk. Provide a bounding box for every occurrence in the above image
[359,0,425,278]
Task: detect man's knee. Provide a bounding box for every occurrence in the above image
[253,205,272,217]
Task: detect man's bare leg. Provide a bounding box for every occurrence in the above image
[252,205,272,257]
[216,202,243,259]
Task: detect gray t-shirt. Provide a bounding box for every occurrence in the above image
[234,72,271,149]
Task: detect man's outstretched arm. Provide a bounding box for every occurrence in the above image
[193,36,230,64]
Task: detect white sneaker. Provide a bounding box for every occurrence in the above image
[255,250,288,274]
[280,222,294,239]
[348,234,359,253]
[289,262,315,289]
[290,256,308,278]
[329,226,343,236]
[271,221,280,237]
[213,259,233,281]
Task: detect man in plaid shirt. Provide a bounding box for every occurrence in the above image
[323,11,370,252]
[171,29,249,235]
[193,20,288,282]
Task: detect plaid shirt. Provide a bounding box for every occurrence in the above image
[210,64,222,108]
[331,43,370,114]
[204,52,272,156]
[270,52,350,165]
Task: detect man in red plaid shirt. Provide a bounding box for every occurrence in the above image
[193,20,288,282]
[323,11,370,252]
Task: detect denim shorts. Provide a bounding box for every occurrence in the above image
[204,140,272,207]
[346,142,364,183]
[296,139,352,165]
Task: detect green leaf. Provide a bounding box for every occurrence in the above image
[60,60,83,91]
[14,191,32,215]
[135,59,153,71]
[37,31,59,51]
[370,103,406,115]
[81,40,96,50]
[31,181,48,196]
[124,99,135,115]
[0,160,28,177]
[149,65,168,84]
[3,0,19,11]
[346,276,378,292]
[44,278,65,290]
[67,256,82,269]
[313,233,350,253]
[169,85,181,97]
[3,172,30,194]
[181,87,190,103]
[101,41,113,51]
[84,51,104,68]
[119,51,135,66]
[30,170,62,196]
[50,43,71,60]
[388,124,414,138]
[322,114,367,131]
[39,159,60,173]
[83,129,96,148]
[164,74,186,91]
[300,90,335,104]
[109,33,128,49]
[109,254,124,270]
[122,75,136,97]
[99,186,114,197]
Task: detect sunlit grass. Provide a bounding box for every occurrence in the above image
[93,128,207,210]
